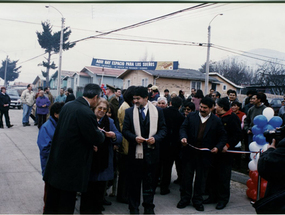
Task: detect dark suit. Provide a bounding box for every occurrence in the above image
[209,111,242,204]
[159,106,185,192]
[179,112,227,205]
[122,105,167,212]
[0,92,11,128]
[43,97,105,214]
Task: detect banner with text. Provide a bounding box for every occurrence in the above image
[91,58,178,70]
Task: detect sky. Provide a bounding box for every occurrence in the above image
[1,2,285,84]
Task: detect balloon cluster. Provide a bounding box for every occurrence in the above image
[246,107,283,200]
[246,170,268,200]
[100,84,107,95]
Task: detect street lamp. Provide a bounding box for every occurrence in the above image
[46,5,64,96]
[204,13,223,94]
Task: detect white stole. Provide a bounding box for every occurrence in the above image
[133,101,158,159]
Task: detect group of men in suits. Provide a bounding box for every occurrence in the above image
[41,83,239,214]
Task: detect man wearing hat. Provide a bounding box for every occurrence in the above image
[149,85,160,102]
[0,87,13,128]
[106,84,116,102]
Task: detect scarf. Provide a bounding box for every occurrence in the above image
[91,115,110,173]
[133,101,158,159]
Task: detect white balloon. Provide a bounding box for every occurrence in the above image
[262,143,269,152]
[263,107,275,121]
[250,152,260,161]
[248,160,258,171]
[249,141,263,152]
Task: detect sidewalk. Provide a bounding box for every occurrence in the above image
[0,109,256,214]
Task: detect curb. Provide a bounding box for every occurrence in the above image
[231,170,249,185]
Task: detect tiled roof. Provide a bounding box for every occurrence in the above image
[74,72,90,77]
[83,66,125,77]
[51,70,77,79]
[119,68,220,83]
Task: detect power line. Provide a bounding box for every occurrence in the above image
[72,3,214,44]
[18,53,46,65]
[212,46,285,66]
[213,44,285,62]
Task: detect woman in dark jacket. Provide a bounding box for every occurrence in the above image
[36,90,50,129]
[80,98,122,214]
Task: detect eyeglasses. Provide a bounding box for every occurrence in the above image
[185,108,191,111]
[97,107,107,112]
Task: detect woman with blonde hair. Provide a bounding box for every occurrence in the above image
[80,98,122,214]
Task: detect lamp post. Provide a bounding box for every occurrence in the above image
[46,5,64,96]
[204,13,223,94]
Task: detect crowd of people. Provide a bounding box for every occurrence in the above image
[20,85,76,129]
[2,82,282,214]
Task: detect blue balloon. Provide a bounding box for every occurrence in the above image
[253,115,268,127]
[269,116,283,128]
[253,135,257,142]
[255,134,266,145]
[252,125,263,135]
[262,124,275,133]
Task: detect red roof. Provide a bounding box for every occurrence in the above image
[75,72,90,77]
[83,66,125,77]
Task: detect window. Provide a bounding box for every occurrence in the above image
[141,78,148,87]
[191,81,201,90]
[126,79,131,88]
[223,84,227,91]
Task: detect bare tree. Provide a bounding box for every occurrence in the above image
[254,60,285,95]
[199,57,253,85]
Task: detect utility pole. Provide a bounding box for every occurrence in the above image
[205,13,223,94]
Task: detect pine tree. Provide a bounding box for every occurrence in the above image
[36,21,75,87]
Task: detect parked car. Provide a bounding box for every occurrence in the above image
[269,98,283,116]
[6,89,22,109]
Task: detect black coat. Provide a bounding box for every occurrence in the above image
[217,111,242,149]
[180,112,227,166]
[43,97,105,192]
[0,93,10,111]
[162,106,185,153]
[258,138,285,197]
[122,105,167,164]
[65,93,75,103]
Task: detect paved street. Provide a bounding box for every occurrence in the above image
[0,109,256,214]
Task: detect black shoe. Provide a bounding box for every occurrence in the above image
[34,123,38,126]
[130,209,139,214]
[23,123,30,127]
[144,208,155,214]
[193,204,204,211]
[7,125,13,128]
[173,178,180,184]
[177,200,190,209]
[203,197,217,204]
[160,189,170,195]
[103,198,112,205]
[216,202,227,210]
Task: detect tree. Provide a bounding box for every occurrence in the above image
[199,58,253,85]
[36,21,75,87]
[254,60,285,95]
[0,57,21,86]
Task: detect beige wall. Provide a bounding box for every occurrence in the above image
[210,75,238,97]
[156,78,191,96]
[122,70,153,89]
